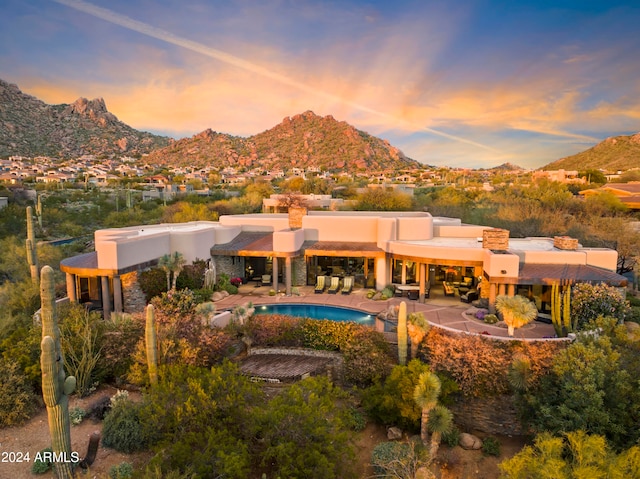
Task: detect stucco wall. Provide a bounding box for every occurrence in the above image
[302,215,380,242]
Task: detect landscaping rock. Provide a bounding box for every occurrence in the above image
[459,433,483,450]
[387,426,403,440]
[211,291,225,302]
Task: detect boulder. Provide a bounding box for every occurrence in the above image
[211,291,225,302]
[387,426,403,440]
[459,433,483,450]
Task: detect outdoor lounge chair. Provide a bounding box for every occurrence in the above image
[460,289,479,303]
[341,276,354,295]
[314,275,326,293]
[327,276,340,294]
[443,281,455,296]
[261,274,271,286]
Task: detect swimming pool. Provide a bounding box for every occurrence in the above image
[254,303,375,326]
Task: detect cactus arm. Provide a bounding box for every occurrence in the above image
[26,206,39,285]
[397,301,408,365]
[146,304,158,385]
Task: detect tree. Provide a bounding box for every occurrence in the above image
[354,188,414,211]
[427,404,453,459]
[414,371,441,445]
[157,252,186,291]
[495,295,538,336]
[407,312,429,360]
[499,431,640,479]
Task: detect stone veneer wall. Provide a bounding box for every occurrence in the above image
[482,228,510,250]
[292,256,307,286]
[213,256,245,281]
[449,394,522,436]
[121,270,147,313]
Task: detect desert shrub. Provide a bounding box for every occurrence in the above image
[381,286,395,300]
[139,465,198,479]
[572,282,630,328]
[140,362,261,478]
[69,406,86,426]
[344,407,367,432]
[100,313,144,383]
[59,303,105,397]
[86,396,111,421]
[129,290,233,384]
[175,259,206,291]
[138,268,167,302]
[371,440,427,478]
[482,436,501,456]
[31,448,53,474]
[258,376,357,479]
[422,328,563,397]
[192,287,214,303]
[0,324,41,392]
[0,358,39,427]
[102,394,149,453]
[484,313,499,324]
[362,359,432,431]
[243,314,304,346]
[442,425,461,448]
[109,462,134,479]
[341,328,393,387]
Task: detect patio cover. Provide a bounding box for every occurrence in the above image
[209,231,300,257]
[302,240,385,258]
[517,263,628,286]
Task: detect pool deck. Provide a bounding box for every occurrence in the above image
[213,284,558,340]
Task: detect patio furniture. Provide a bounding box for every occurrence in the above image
[407,289,419,300]
[443,281,455,296]
[314,275,326,294]
[261,274,271,286]
[341,276,354,295]
[460,289,479,303]
[327,276,340,294]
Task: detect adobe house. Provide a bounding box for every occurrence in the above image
[60,210,627,318]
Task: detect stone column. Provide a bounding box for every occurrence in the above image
[507,284,515,296]
[65,273,77,303]
[418,263,427,303]
[113,275,123,313]
[272,256,279,292]
[285,257,292,296]
[498,283,506,296]
[100,276,111,319]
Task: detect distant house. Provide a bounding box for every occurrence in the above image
[579,182,640,209]
[0,196,8,210]
[534,169,585,184]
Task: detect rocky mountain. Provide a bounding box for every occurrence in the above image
[543,132,640,171]
[145,110,420,171]
[0,79,170,158]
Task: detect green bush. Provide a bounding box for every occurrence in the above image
[0,324,42,393]
[224,284,238,294]
[31,448,53,474]
[138,268,167,302]
[484,314,499,324]
[0,358,39,427]
[109,462,134,479]
[175,260,206,291]
[102,395,149,453]
[482,436,501,456]
[69,406,86,426]
[371,441,427,478]
[442,426,461,448]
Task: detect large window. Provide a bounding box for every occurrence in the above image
[306,256,374,288]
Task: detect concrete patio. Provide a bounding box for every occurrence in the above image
[213,283,559,341]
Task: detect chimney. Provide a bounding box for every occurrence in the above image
[482,228,510,250]
[554,236,579,250]
[288,206,307,229]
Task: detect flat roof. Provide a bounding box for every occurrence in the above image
[518,263,627,286]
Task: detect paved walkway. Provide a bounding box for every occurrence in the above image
[214,284,559,341]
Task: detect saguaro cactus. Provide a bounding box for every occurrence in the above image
[551,283,573,337]
[40,265,76,479]
[145,304,158,385]
[26,206,39,285]
[397,301,408,365]
[35,194,43,227]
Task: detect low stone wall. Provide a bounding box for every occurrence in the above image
[248,347,344,382]
[449,394,522,436]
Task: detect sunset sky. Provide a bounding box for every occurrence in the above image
[1,0,639,169]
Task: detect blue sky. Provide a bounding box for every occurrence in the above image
[1,0,639,169]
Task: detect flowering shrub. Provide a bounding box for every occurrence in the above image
[475,310,487,320]
[422,328,564,397]
[230,277,243,287]
[571,283,630,328]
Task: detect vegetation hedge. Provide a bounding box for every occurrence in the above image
[138,268,167,302]
[0,359,40,427]
[244,315,393,386]
[422,328,564,397]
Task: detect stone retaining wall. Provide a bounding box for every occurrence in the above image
[449,394,522,436]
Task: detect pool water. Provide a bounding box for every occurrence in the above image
[254,303,375,326]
